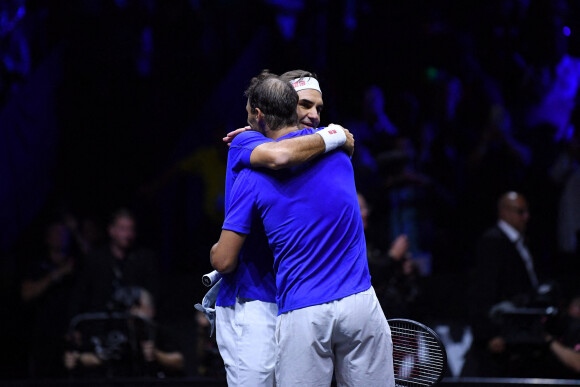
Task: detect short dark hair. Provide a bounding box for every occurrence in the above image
[280,69,318,83]
[109,207,135,227]
[244,69,298,131]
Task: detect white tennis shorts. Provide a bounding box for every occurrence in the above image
[276,286,394,387]
[216,298,278,386]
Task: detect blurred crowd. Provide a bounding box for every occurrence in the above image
[1,0,580,382]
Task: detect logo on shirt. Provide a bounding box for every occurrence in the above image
[329,129,337,134]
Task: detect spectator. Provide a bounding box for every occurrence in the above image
[462,104,532,232]
[376,136,453,276]
[20,219,78,378]
[62,211,104,257]
[462,191,542,377]
[358,192,422,319]
[347,84,399,195]
[193,309,223,378]
[68,208,159,319]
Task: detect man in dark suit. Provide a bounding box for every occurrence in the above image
[462,191,540,377]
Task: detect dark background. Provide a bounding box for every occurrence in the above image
[1,0,580,381]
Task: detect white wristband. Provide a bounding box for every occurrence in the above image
[317,125,346,153]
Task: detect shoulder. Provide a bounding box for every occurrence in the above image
[476,227,514,255]
[477,227,508,248]
[279,128,317,140]
[231,130,273,148]
[482,226,503,238]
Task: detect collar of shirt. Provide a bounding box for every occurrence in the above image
[497,220,521,243]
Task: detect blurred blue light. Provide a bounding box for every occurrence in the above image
[16,6,26,19]
[563,26,571,37]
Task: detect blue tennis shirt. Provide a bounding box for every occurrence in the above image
[216,130,277,307]
[223,128,371,314]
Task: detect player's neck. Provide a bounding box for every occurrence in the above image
[267,125,300,140]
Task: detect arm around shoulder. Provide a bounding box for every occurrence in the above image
[250,133,326,170]
[248,124,353,169]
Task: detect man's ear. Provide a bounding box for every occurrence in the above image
[255,107,267,131]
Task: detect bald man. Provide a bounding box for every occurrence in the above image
[463,191,541,377]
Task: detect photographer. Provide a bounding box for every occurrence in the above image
[64,286,184,378]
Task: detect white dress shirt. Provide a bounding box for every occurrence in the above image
[497,220,539,289]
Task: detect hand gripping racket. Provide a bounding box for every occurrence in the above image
[388,318,447,387]
[202,270,222,287]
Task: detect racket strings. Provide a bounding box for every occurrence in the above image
[391,330,445,356]
[392,362,442,384]
[390,323,446,386]
[392,364,444,380]
[392,336,444,352]
[392,355,444,370]
[392,342,446,360]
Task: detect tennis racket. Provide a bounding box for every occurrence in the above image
[388,318,447,387]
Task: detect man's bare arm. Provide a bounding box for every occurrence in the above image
[250,134,325,170]
[250,125,354,170]
[210,229,247,274]
[549,339,580,373]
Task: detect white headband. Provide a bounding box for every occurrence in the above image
[290,77,322,94]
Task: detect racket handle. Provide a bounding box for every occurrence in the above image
[202,270,222,287]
